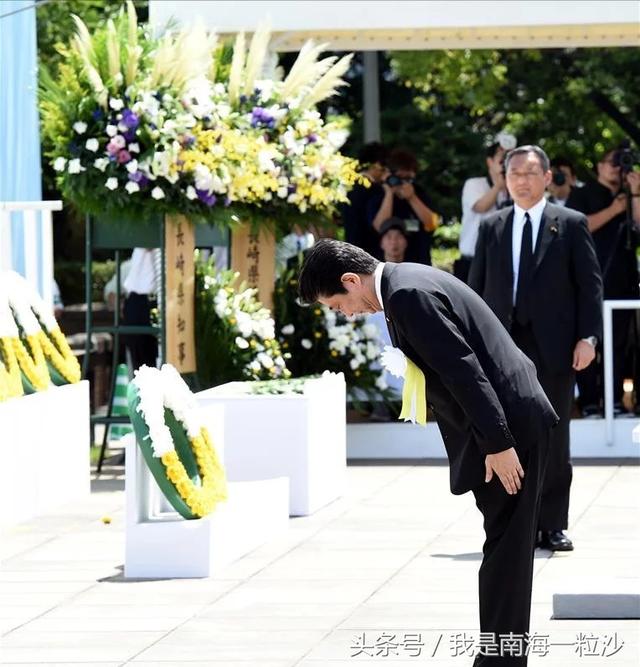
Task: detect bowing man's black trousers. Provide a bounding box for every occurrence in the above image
[471,426,550,666]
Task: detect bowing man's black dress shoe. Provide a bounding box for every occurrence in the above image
[537,530,574,551]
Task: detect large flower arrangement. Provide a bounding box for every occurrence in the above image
[273,263,389,403]
[195,255,290,388]
[40,4,363,234]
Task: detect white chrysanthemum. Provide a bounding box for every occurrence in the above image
[235,337,249,349]
[257,352,274,369]
[281,323,295,335]
[106,124,118,137]
[125,181,140,194]
[53,157,66,172]
[375,375,388,391]
[362,323,378,339]
[68,158,85,174]
[105,177,118,190]
[85,138,99,152]
[301,339,313,350]
[151,186,165,200]
[128,142,140,153]
[73,121,87,134]
[94,158,109,172]
[109,98,124,111]
[186,185,197,200]
[126,159,139,173]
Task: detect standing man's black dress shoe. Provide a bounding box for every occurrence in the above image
[537,530,574,551]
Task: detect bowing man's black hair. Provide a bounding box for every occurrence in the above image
[297,239,378,305]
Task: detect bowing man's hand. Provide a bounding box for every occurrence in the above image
[485,447,525,495]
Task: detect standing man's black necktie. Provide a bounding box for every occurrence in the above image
[515,212,533,326]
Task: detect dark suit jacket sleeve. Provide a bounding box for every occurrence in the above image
[467,220,487,295]
[570,215,604,341]
[388,288,518,455]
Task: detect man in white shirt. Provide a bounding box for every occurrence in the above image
[455,141,512,283]
[469,145,603,553]
[122,248,160,370]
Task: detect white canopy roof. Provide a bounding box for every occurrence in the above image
[150,0,640,50]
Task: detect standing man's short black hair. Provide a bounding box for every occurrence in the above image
[357,142,388,168]
[504,145,551,173]
[486,143,502,159]
[298,239,378,304]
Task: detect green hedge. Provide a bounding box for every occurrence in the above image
[55,260,116,304]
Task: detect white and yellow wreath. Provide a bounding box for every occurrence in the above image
[128,364,228,519]
[1,271,81,394]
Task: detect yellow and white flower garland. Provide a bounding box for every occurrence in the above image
[132,364,227,517]
[0,271,81,400]
[0,287,23,400]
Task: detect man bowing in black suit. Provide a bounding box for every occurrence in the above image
[299,239,559,665]
[469,145,603,552]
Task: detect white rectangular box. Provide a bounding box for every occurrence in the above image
[0,381,90,529]
[197,373,346,516]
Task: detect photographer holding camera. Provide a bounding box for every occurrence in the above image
[548,157,578,207]
[566,144,640,417]
[368,148,440,265]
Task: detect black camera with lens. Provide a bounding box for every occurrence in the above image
[386,174,414,187]
[551,170,566,186]
[612,139,639,174]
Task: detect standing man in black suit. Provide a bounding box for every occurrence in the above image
[469,145,603,552]
[299,239,559,666]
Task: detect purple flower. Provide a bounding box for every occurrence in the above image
[224,196,231,207]
[122,109,139,129]
[128,171,149,187]
[123,128,137,143]
[287,184,297,194]
[181,134,195,147]
[106,140,120,156]
[196,189,217,207]
[307,133,318,144]
[117,150,132,164]
[92,109,104,121]
[251,106,275,129]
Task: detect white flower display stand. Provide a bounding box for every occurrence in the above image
[197,372,346,516]
[124,405,289,579]
[0,381,91,529]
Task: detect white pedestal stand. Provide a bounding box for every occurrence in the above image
[197,373,346,516]
[0,381,90,529]
[124,406,289,579]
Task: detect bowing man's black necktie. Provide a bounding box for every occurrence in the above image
[515,212,533,326]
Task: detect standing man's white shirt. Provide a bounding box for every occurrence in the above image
[123,248,159,295]
[459,177,509,257]
[511,197,546,305]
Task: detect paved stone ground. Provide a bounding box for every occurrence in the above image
[1,461,638,666]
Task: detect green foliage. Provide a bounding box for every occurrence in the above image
[390,48,640,177]
[54,259,115,303]
[194,257,290,389]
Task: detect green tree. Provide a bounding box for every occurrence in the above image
[390,47,640,175]
[327,47,639,222]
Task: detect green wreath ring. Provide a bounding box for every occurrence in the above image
[127,364,228,520]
